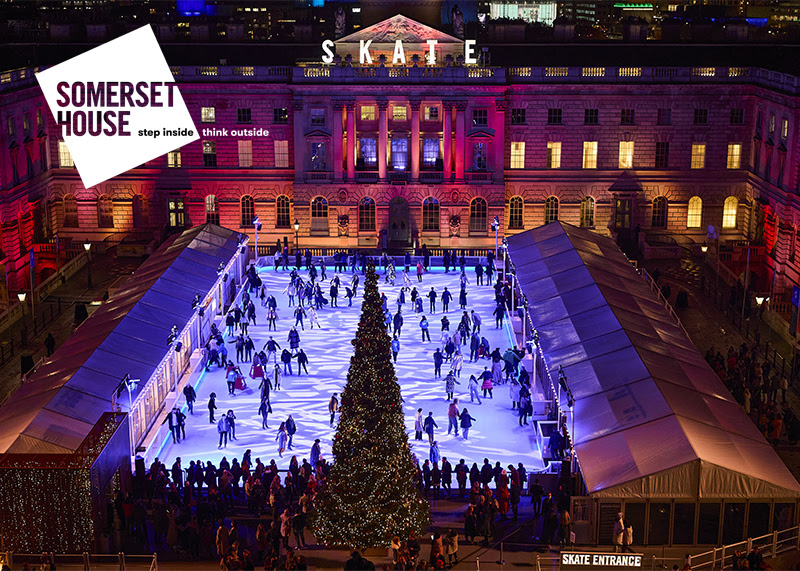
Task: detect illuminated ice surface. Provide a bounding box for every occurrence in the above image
[156,265,544,473]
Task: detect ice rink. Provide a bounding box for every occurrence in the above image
[156,263,545,474]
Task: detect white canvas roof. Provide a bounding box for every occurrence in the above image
[507,222,800,499]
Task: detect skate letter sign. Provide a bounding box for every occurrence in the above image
[560,552,643,570]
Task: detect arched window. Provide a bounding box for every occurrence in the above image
[240,195,255,227]
[359,196,376,232]
[311,196,328,233]
[723,196,738,229]
[651,196,667,228]
[687,196,702,228]
[63,194,78,227]
[469,197,488,233]
[509,196,523,229]
[97,195,114,228]
[205,195,219,225]
[422,197,440,232]
[580,196,595,228]
[133,195,149,228]
[544,196,559,224]
[276,195,291,228]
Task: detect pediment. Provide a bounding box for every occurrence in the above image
[468,127,496,139]
[336,14,463,45]
[305,128,332,139]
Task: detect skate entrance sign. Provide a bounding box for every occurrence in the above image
[560,552,643,570]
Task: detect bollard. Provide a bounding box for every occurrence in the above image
[83,551,90,571]
[118,551,126,571]
[476,556,480,571]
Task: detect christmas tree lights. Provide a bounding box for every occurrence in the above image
[312,263,430,549]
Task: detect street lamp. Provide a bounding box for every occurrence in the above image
[700,243,708,254]
[294,219,300,252]
[501,237,508,283]
[253,216,261,261]
[491,216,500,262]
[83,242,93,289]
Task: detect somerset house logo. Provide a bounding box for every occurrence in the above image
[36,25,198,189]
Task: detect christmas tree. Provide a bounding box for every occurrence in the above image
[312,263,430,550]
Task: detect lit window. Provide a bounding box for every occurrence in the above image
[310,142,326,170]
[240,195,255,227]
[275,140,289,168]
[472,109,488,127]
[694,109,708,125]
[422,138,440,167]
[7,117,15,138]
[22,113,30,135]
[310,109,326,126]
[511,108,526,125]
[584,109,599,125]
[238,140,253,167]
[237,108,251,123]
[582,141,598,169]
[544,196,559,224]
[509,196,523,229]
[276,195,291,228]
[360,106,376,121]
[422,197,440,232]
[782,119,789,139]
[205,195,219,225]
[203,141,217,167]
[620,109,635,125]
[691,143,706,169]
[359,137,377,167]
[58,141,74,167]
[392,106,407,121]
[657,108,672,125]
[723,196,738,229]
[655,142,669,169]
[36,108,44,131]
[580,196,595,228]
[730,108,745,125]
[358,197,376,231]
[167,149,181,168]
[424,107,439,121]
[469,197,487,233]
[510,142,525,169]
[472,142,487,170]
[618,141,634,169]
[651,196,667,228]
[201,107,215,123]
[687,196,702,228]
[546,142,561,169]
[391,137,408,170]
[168,197,185,228]
[547,109,562,125]
[769,115,776,134]
[726,143,741,169]
[273,108,288,124]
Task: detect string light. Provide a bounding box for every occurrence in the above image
[312,263,430,549]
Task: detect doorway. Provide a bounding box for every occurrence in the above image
[388,197,410,245]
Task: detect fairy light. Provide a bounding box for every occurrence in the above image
[312,263,430,549]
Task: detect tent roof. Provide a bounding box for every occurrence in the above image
[507,222,800,499]
[0,224,241,455]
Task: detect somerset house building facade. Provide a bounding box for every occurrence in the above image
[0,14,799,304]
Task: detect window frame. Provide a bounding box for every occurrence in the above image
[547,108,563,125]
[205,195,220,225]
[276,195,291,228]
[358,196,376,232]
[546,141,561,169]
[510,142,526,169]
[618,141,634,169]
[58,140,74,168]
[651,196,667,228]
[509,196,524,229]
[582,141,598,169]
[360,105,376,121]
[310,108,326,126]
[657,108,672,125]
[726,143,742,170]
[97,194,114,228]
[238,140,253,168]
[236,108,252,124]
[620,109,635,125]
[694,108,709,125]
[722,196,738,229]
[63,194,79,228]
[202,140,217,167]
[655,141,670,169]
[201,107,216,123]
[422,197,440,232]
[472,108,488,127]
[584,109,599,125]
[424,106,439,122]
[240,195,255,228]
[275,140,289,168]
[469,197,488,233]
[544,196,559,224]
[392,106,407,121]
[391,137,409,170]
[691,143,706,169]
[580,196,595,228]
[730,108,745,125]
[687,196,702,228]
[167,149,181,168]
[273,107,289,124]
[511,108,526,125]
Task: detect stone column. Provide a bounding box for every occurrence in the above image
[292,100,304,183]
[332,101,345,182]
[378,99,389,182]
[455,100,467,183]
[443,101,453,182]
[410,99,421,182]
[345,101,356,182]
[494,98,507,184]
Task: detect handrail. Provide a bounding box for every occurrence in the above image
[688,525,800,569]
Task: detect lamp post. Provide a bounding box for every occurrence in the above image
[741,240,751,326]
[17,291,27,342]
[83,242,92,289]
[253,216,261,261]
[501,237,508,283]
[294,219,300,253]
[491,215,500,262]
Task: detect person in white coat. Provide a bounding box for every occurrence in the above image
[452,351,464,378]
[613,512,625,552]
[414,408,424,440]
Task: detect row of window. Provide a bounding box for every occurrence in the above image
[61,194,149,228]
[198,105,442,126]
[538,108,744,127]
[511,141,742,170]
[7,109,45,140]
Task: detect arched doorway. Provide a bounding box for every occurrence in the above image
[388,196,410,245]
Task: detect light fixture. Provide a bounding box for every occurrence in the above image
[253,216,262,231]
[17,292,26,303]
[294,219,300,232]
[217,262,225,275]
[756,295,769,307]
[83,242,91,252]
[700,243,708,253]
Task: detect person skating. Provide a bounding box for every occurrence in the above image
[391,335,400,363]
[208,392,218,423]
[468,375,482,404]
[183,384,197,414]
[479,367,494,398]
[296,348,309,375]
[258,397,272,429]
[420,315,431,342]
[414,408,424,440]
[444,370,460,401]
[227,409,238,440]
[427,287,437,313]
[460,408,476,439]
[276,422,288,457]
[392,310,404,337]
[286,415,297,450]
[281,349,293,375]
[162,406,182,443]
[447,399,460,437]
[263,337,280,364]
[433,348,444,378]
[328,393,339,427]
[423,411,438,444]
[293,306,306,330]
[217,414,230,449]
[441,287,452,313]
